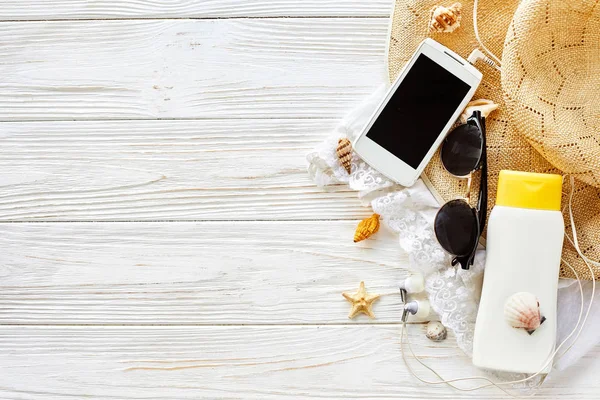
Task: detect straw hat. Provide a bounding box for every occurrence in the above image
[388,0,600,279]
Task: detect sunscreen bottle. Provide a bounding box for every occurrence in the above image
[473,170,564,374]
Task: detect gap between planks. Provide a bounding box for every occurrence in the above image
[0,16,390,23]
[0,0,392,21]
[0,322,424,326]
[0,116,340,123]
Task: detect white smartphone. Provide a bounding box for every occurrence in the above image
[354,38,482,186]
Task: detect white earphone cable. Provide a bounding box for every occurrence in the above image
[473,0,502,66]
[555,176,597,359]
[400,322,540,397]
[400,175,596,396]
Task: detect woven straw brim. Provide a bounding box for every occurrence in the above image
[388,0,600,280]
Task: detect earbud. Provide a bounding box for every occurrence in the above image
[399,274,428,322]
[402,299,431,322]
[399,274,425,303]
[400,274,425,294]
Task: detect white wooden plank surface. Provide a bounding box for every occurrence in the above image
[0,18,387,121]
[0,0,391,20]
[0,119,371,221]
[0,221,410,324]
[2,1,598,399]
[1,325,597,400]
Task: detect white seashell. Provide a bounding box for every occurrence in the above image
[425,321,447,341]
[459,99,499,123]
[430,3,462,33]
[504,292,546,335]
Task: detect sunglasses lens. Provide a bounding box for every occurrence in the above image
[434,199,478,256]
[441,124,483,176]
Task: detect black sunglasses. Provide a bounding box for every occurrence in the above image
[433,110,488,270]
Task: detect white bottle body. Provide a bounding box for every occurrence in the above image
[472,205,564,374]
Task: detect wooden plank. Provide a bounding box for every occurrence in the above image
[0,0,392,20]
[0,119,372,221]
[0,18,387,121]
[0,221,416,324]
[0,325,596,400]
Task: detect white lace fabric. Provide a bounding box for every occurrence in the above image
[306,84,600,385]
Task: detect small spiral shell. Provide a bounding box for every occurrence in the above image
[336,138,353,174]
[354,213,380,243]
[430,2,462,33]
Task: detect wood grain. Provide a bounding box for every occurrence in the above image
[0,0,391,20]
[0,221,415,324]
[2,325,597,400]
[0,119,373,221]
[3,4,596,399]
[0,18,387,121]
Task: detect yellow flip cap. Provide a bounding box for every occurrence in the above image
[496,170,563,211]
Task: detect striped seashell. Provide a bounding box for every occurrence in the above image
[504,292,546,335]
[336,138,353,174]
[354,213,380,243]
[430,2,462,33]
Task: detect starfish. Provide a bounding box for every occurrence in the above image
[342,281,381,319]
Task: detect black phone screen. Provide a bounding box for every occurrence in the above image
[366,54,471,169]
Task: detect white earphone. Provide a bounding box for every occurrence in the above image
[399,275,430,322]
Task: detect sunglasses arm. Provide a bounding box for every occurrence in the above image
[475,116,488,233]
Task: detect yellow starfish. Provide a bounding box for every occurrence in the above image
[342,281,381,319]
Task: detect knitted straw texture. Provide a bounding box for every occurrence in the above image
[388,0,600,279]
[503,0,600,280]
